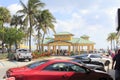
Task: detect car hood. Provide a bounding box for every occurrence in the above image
[94,70,107,74]
[9,66,31,73]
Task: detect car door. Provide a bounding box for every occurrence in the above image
[67,63,89,80]
[39,62,74,80]
[89,54,101,62]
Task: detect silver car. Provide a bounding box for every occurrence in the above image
[14,49,32,61]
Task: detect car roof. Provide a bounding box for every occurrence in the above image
[40,59,82,66]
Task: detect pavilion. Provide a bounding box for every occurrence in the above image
[36,32,95,54]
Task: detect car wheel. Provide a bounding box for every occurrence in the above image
[99,63,104,67]
[16,57,19,61]
[28,58,31,61]
[104,60,110,66]
[13,56,16,60]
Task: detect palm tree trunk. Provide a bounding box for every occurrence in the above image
[41,32,45,52]
[113,40,116,50]
[29,17,32,52]
[15,41,18,50]
[38,30,41,52]
[1,22,4,53]
[111,40,112,50]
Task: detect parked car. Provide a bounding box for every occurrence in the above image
[71,59,106,72]
[14,49,32,61]
[4,59,113,80]
[71,55,91,63]
[71,55,104,67]
[72,53,111,66]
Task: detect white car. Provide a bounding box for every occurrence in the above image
[14,49,32,61]
[78,53,112,66]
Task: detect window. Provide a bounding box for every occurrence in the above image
[27,60,48,69]
[79,54,88,57]
[43,62,86,73]
[17,49,29,53]
[90,55,101,58]
[44,63,66,71]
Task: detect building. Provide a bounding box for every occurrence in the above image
[116,9,120,47]
[36,32,95,54]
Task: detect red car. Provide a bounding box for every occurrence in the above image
[5,59,113,80]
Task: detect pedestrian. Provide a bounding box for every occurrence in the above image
[112,49,120,80]
[111,50,115,59]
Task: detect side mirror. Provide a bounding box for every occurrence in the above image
[86,68,91,74]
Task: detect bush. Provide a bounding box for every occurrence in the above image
[32,51,51,59]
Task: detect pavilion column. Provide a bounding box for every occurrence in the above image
[53,45,56,54]
[68,45,71,52]
[54,45,56,52]
[89,45,92,51]
[58,46,61,55]
[73,45,75,52]
[43,45,44,51]
[47,45,50,52]
[58,46,60,50]
[91,45,94,51]
[53,46,55,52]
[36,44,38,50]
[78,45,80,54]
[81,46,83,51]
[87,45,90,53]
[76,45,78,52]
[77,45,79,52]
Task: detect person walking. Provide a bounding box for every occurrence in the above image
[112,49,120,80]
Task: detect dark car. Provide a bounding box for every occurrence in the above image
[71,59,106,72]
[5,59,113,80]
[71,55,104,67]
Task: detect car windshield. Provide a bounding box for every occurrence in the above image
[18,49,29,52]
[90,54,101,58]
[79,54,88,57]
[71,59,85,65]
[27,60,48,69]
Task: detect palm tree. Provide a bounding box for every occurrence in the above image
[115,34,119,46]
[17,0,45,51]
[10,15,23,28]
[0,7,11,53]
[107,32,117,50]
[35,9,56,52]
[10,15,24,49]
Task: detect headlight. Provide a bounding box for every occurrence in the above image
[7,72,10,77]
[6,77,15,80]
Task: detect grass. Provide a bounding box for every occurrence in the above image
[0,53,8,59]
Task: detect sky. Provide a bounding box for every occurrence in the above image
[0,0,120,50]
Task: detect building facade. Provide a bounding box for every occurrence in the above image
[36,32,95,54]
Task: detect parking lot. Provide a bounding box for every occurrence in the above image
[0,56,115,80]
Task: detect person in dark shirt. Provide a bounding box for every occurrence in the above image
[112,49,120,80]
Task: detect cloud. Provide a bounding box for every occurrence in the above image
[4,0,120,49]
[79,9,90,15]
[54,12,86,35]
[7,4,22,15]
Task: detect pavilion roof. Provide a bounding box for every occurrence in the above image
[43,37,95,44]
[54,32,74,36]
